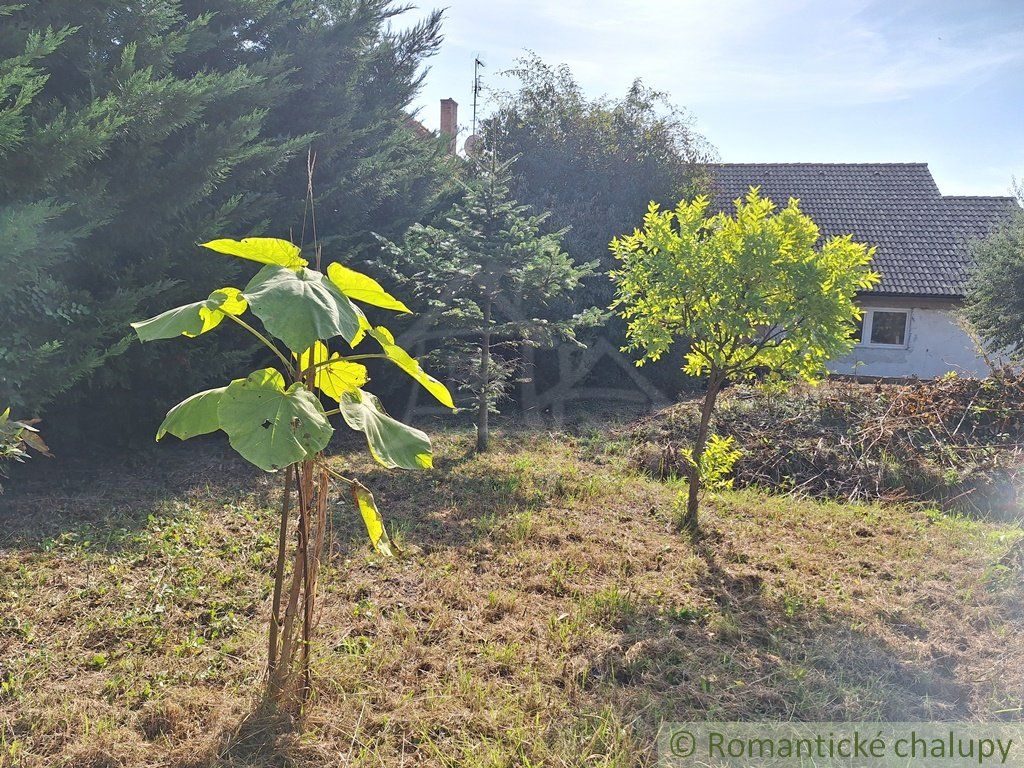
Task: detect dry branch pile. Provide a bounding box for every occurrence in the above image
[631,372,1024,515]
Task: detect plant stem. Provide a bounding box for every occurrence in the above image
[274,464,310,701]
[301,467,329,709]
[268,465,293,677]
[337,354,390,363]
[225,313,296,379]
[305,354,389,377]
[299,477,313,706]
[321,463,356,486]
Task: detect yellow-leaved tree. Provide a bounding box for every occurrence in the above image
[612,188,878,528]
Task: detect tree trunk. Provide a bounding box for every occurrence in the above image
[684,368,724,530]
[476,297,492,453]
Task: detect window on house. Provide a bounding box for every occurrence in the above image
[852,309,911,347]
[869,310,909,346]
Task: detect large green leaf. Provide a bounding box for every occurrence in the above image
[327,262,411,313]
[201,237,307,269]
[350,482,397,557]
[243,266,362,353]
[295,342,368,401]
[157,386,226,441]
[368,326,454,409]
[218,368,333,472]
[340,389,432,470]
[131,288,247,342]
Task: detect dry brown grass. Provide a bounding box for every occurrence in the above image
[1,425,1021,766]
[630,376,1024,515]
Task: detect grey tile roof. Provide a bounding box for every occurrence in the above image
[708,163,1019,297]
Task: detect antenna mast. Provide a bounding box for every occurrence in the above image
[472,56,485,136]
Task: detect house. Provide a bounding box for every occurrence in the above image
[709,163,1019,379]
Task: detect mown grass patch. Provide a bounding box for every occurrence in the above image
[1,426,1021,766]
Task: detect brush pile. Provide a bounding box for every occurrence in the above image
[630,371,1024,516]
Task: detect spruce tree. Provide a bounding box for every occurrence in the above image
[378,156,597,451]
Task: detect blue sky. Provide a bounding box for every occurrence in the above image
[409,0,1024,196]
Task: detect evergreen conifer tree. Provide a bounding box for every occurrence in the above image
[0,1,453,443]
[378,155,597,451]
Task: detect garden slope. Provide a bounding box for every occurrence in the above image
[1,428,1022,767]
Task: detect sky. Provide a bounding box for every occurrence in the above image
[409,0,1024,196]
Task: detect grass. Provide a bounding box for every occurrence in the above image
[1,425,1022,766]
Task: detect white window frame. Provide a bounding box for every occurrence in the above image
[855,307,911,349]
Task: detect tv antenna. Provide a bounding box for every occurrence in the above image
[471,56,485,136]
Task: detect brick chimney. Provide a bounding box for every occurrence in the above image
[440,98,458,154]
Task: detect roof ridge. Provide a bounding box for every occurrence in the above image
[944,194,1018,201]
[709,162,930,167]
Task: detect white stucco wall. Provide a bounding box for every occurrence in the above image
[827,302,991,379]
